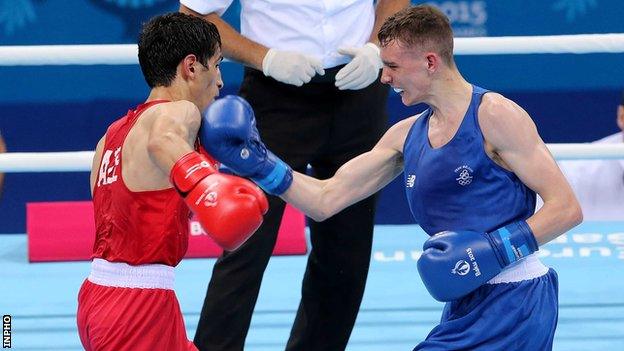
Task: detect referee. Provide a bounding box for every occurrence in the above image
[180,1,408,350]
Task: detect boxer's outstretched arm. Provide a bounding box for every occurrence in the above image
[282,116,414,221]
[284,148,401,221]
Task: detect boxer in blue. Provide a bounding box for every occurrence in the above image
[199,5,583,350]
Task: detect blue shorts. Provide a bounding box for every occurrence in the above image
[414,268,559,351]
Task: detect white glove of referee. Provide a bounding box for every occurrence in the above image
[262,49,325,86]
[335,43,383,90]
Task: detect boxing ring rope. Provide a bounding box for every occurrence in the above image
[1,144,623,173]
[1,34,624,66]
[0,152,95,173]
[0,33,622,172]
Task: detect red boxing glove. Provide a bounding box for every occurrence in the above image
[171,152,268,251]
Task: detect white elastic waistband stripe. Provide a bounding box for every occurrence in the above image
[487,254,549,284]
[88,258,175,290]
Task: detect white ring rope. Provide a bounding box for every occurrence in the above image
[0,152,95,172]
[0,33,621,171]
[454,33,624,55]
[548,143,624,161]
[1,34,623,66]
[0,44,138,66]
[0,144,622,173]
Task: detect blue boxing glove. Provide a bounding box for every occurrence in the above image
[417,221,539,302]
[199,95,293,195]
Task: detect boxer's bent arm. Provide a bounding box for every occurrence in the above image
[180,5,267,71]
[479,94,583,245]
[282,117,413,221]
[147,101,201,174]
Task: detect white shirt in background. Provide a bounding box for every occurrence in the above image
[538,133,624,220]
[180,0,375,68]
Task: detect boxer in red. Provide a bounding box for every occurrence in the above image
[76,13,268,351]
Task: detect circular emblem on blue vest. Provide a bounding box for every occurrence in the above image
[454,165,474,186]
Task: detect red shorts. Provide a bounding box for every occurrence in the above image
[76,259,197,351]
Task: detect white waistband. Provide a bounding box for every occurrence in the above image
[487,254,549,284]
[88,258,175,290]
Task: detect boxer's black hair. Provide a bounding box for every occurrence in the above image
[138,12,221,88]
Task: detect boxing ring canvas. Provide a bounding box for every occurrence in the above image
[1,222,622,350]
